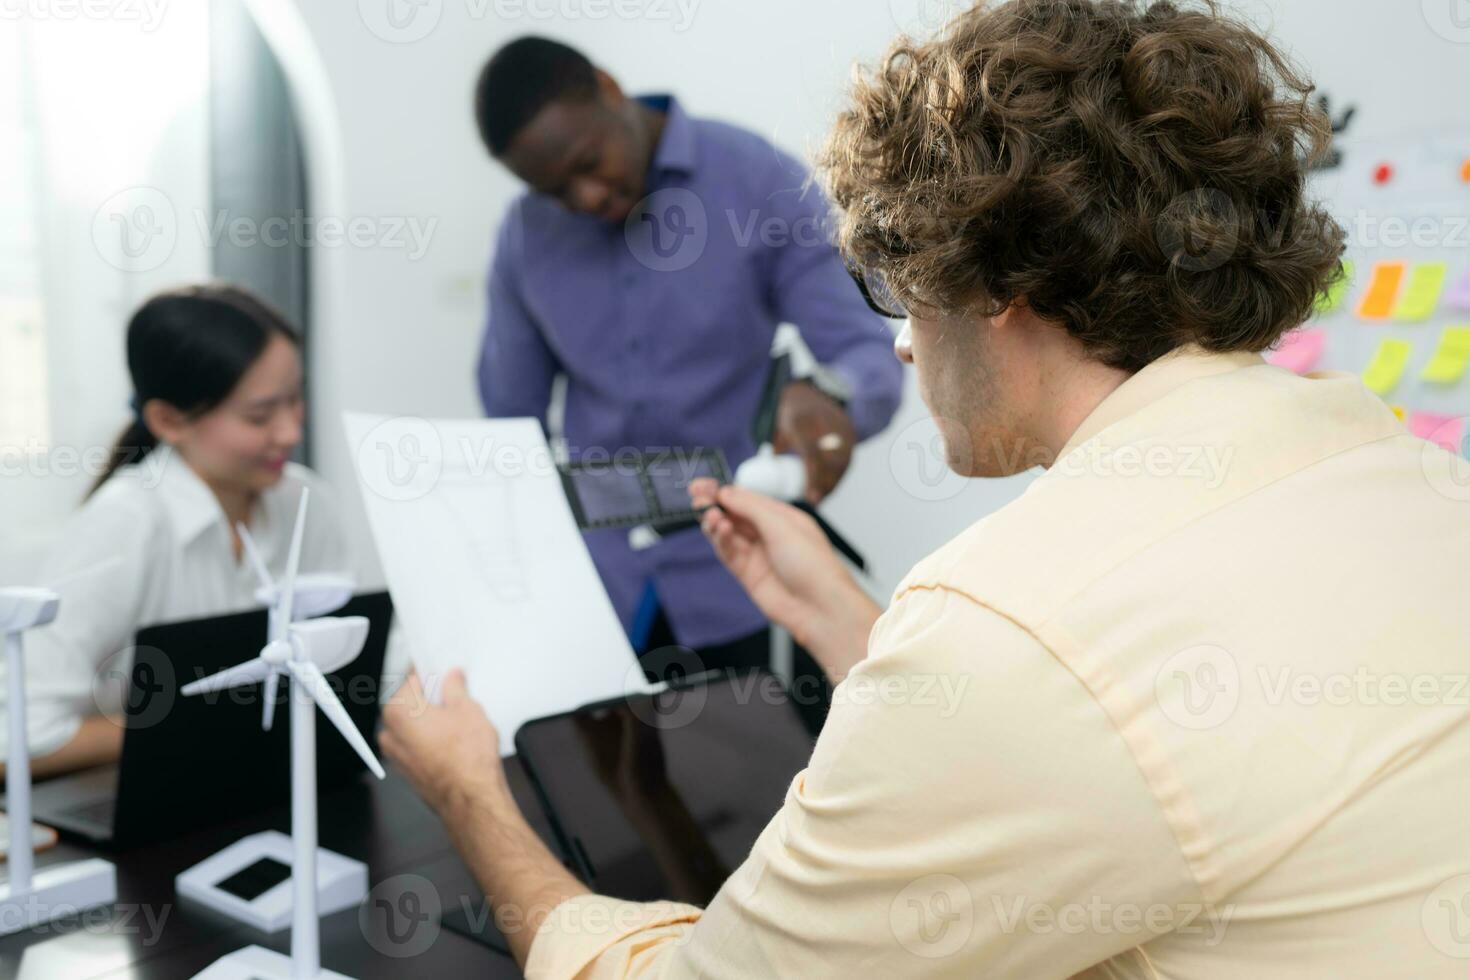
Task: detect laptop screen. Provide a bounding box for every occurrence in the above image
[108,591,393,845]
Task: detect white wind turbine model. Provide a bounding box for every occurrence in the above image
[1,588,117,935]
[235,518,355,732]
[179,490,385,980]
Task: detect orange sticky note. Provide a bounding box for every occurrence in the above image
[1357,261,1406,320]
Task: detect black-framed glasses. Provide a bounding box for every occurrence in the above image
[847,263,907,320]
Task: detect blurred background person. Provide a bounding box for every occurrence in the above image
[0,284,351,779]
[472,37,903,717]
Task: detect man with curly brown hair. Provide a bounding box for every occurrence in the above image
[381,2,1470,976]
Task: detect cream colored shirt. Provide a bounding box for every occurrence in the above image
[527,345,1470,978]
[0,447,351,757]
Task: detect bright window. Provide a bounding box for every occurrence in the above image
[0,25,50,453]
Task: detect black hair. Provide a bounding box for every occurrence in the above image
[89,283,300,496]
[474,35,598,156]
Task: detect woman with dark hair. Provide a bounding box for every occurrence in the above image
[0,283,351,778]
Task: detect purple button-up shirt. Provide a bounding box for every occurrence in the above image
[477,96,902,648]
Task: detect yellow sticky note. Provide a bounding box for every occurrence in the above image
[1390,404,1407,421]
[1362,339,1413,395]
[1392,262,1448,322]
[1421,326,1470,384]
[1357,261,1405,319]
[1315,260,1354,315]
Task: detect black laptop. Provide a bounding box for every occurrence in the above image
[17,591,393,846]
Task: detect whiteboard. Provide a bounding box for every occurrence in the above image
[1282,130,1470,454]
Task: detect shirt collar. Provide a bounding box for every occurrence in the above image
[148,446,235,545]
[641,94,697,176]
[1056,344,1266,461]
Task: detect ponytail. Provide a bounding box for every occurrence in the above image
[89,417,160,498]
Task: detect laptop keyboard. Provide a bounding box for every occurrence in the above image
[61,797,116,828]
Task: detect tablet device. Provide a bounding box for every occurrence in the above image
[514,670,815,905]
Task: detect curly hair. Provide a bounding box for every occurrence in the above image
[820,0,1346,371]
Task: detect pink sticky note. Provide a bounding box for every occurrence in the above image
[1267,328,1327,374]
[1408,411,1465,454]
[1447,266,1470,313]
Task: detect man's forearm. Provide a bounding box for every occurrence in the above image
[797,580,883,685]
[440,775,592,966]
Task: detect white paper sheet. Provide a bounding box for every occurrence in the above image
[343,413,647,755]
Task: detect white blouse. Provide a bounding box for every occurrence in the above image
[0,446,352,758]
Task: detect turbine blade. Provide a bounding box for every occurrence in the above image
[279,489,309,629]
[284,574,355,622]
[237,521,274,593]
[290,616,369,675]
[181,658,271,696]
[262,670,279,730]
[287,659,385,779]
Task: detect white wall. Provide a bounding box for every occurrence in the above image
[281,0,1470,600]
[0,7,212,585]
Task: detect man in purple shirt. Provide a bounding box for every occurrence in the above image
[472,37,902,714]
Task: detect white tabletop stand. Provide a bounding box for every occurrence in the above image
[192,943,354,980]
[1,588,117,937]
[176,829,367,933]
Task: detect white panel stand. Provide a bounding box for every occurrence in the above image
[1,589,118,937]
[192,944,352,980]
[0,858,117,937]
[175,830,367,933]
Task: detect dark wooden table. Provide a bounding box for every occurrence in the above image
[0,764,550,979]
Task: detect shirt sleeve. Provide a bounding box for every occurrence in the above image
[526,586,1202,979]
[477,201,562,423]
[758,149,903,441]
[0,487,157,758]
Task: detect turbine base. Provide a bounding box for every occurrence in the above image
[192,943,354,979]
[0,857,117,937]
[176,830,367,932]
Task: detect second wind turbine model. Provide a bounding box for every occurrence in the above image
[181,489,385,980]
